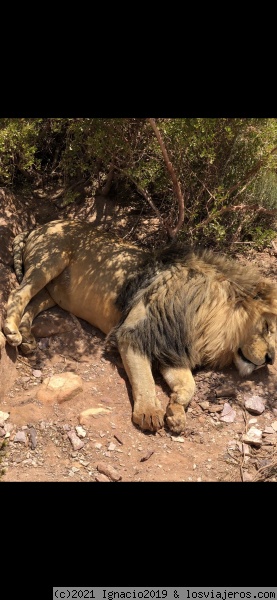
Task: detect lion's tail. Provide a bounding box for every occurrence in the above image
[12,230,30,283]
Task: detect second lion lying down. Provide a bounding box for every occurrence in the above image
[3,219,277,434]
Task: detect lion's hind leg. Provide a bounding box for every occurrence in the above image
[161,366,196,434]
[4,255,69,347]
[19,288,56,354]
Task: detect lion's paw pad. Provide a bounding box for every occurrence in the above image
[166,404,186,434]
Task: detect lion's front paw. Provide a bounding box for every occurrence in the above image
[165,403,186,434]
[3,324,22,347]
[132,407,165,432]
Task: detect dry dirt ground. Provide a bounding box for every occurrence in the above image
[1,188,277,483]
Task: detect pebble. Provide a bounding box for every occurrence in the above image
[171,436,185,443]
[97,461,122,481]
[0,411,10,426]
[220,402,236,423]
[32,370,42,378]
[244,395,265,415]
[13,431,27,444]
[208,404,223,413]
[263,426,275,434]
[107,442,116,451]
[28,427,37,449]
[95,473,110,482]
[242,426,263,447]
[67,430,85,451]
[75,426,86,438]
[271,421,277,432]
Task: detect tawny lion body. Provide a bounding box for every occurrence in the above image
[3,219,277,434]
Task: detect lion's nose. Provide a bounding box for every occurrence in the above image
[265,352,275,365]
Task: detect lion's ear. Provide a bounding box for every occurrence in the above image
[255,280,277,314]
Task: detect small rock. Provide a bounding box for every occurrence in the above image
[248,417,258,424]
[242,426,263,447]
[0,427,5,437]
[208,404,223,413]
[0,411,10,426]
[28,427,37,449]
[244,395,265,415]
[271,421,277,432]
[36,372,83,404]
[199,401,210,410]
[94,443,102,449]
[107,442,116,451]
[220,402,236,423]
[75,425,86,438]
[32,369,42,378]
[95,473,110,482]
[97,462,122,481]
[67,430,85,451]
[215,386,236,398]
[13,430,27,444]
[171,436,185,443]
[263,426,275,434]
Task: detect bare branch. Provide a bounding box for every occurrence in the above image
[112,164,168,233]
[148,118,185,238]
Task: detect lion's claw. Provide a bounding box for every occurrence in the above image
[132,408,165,432]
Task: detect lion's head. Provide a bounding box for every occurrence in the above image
[108,247,277,378]
[233,312,276,377]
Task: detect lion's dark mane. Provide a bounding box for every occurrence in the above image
[106,245,274,369]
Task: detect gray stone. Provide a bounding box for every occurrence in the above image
[244,395,265,415]
[220,402,236,423]
[242,426,263,447]
[13,430,27,444]
[67,430,85,451]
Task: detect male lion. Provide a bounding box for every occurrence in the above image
[3,219,277,434]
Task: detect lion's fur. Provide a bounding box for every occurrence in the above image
[4,219,277,433]
[107,245,277,370]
